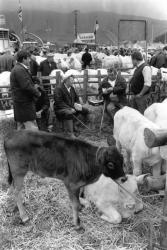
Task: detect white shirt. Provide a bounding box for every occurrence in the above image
[108,79,116,88]
[137,61,152,87]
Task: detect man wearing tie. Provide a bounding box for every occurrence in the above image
[54,72,89,137]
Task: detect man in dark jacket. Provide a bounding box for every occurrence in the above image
[130,51,152,114]
[81,48,92,69]
[54,73,88,137]
[29,50,38,76]
[32,77,50,131]
[150,46,167,69]
[10,50,41,130]
[98,67,127,120]
[38,52,57,93]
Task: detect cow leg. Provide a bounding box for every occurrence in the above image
[66,185,84,232]
[152,162,161,177]
[14,176,29,223]
[132,158,143,176]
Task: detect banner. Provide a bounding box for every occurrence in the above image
[77,33,95,44]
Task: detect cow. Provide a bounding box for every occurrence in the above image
[113,106,161,176]
[4,130,127,232]
[80,174,144,224]
[144,99,167,174]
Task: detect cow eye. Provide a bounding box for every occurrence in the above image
[107,162,114,169]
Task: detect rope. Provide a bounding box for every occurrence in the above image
[114,179,167,222]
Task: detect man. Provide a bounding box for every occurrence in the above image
[130,51,152,114]
[10,50,41,130]
[34,78,50,131]
[38,52,57,93]
[98,67,127,121]
[81,48,92,70]
[54,72,89,137]
[29,50,38,76]
[150,46,167,68]
[0,50,15,73]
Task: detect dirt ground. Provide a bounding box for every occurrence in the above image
[0,114,164,250]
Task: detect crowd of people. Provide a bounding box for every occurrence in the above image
[0,44,167,136]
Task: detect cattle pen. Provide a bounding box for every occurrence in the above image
[0,70,167,250]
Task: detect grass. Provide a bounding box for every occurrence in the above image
[0,116,164,250]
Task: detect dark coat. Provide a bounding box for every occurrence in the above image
[10,63,40,122]
[54,83,79,112]
[98,74,127,105]
[30,59,38,76]
[150,52,167,69]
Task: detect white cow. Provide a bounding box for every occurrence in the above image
[80,174,144,224]
[144,99,167,173]
[113,106,162,176]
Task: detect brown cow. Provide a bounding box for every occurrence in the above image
[4,130,127,232]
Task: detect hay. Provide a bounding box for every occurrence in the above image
[0,119,163,250]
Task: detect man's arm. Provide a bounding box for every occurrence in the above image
[54,88,72,110]
[136,66,152,97]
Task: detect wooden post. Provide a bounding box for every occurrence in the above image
[97,70,101,95]
[83,70,88,103]
[144,128,167,249]
[144,128,167,148]
[56,71,61,87]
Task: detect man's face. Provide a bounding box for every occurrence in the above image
[132,59,138,67]
[23,57,30,67]
[65,76,74,88]
[47,56,54,63]
[108,71,117,81]
[163,49,167,56]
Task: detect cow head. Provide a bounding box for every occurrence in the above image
[97,146,127,183]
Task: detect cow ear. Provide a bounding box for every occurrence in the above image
[107,162,114,170]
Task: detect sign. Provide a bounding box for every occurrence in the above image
[77,33,95,44]
[0,15,6,26]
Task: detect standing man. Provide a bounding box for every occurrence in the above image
[0,50,15,73]
[81,48,92,69]
[38,52,57,93]
[130,51,152,114]
[10,50,41,130]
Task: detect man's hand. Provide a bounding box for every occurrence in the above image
[102,87,113,94]
[36,110,42,118]
[74,103,82,111]
[71,108,76,114]
[135,94,142,98]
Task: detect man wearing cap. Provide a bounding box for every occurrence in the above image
[54,73,88,137]
[150,46,167,69]
[98,67,127,121]
[130,51,152,114]
[38,52,57,93]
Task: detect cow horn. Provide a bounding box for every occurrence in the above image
[136,174,150,185]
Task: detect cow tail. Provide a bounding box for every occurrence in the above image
[7,161,13,185]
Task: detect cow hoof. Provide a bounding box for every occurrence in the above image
[75,225,85,234]
[21,215,29,224]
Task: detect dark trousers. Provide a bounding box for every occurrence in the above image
[36,109,50,131]
[130,94,149,114]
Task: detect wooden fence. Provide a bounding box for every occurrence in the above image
[0,70,167,109]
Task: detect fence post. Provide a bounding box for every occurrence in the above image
[83,70,88,103]
[97,69,101,89]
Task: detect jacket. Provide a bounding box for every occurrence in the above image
[54,83,79,112]
[10,63,40,122]
[98,74,127,105]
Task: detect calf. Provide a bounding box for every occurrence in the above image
[80,174,144,224]
[4,130,126,231]
[113,106,160,176]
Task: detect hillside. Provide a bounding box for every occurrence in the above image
[3,10,167,45]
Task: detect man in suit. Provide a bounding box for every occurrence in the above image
[10,50,41,130]
[54,72,88,137]
[98,67,127,121]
